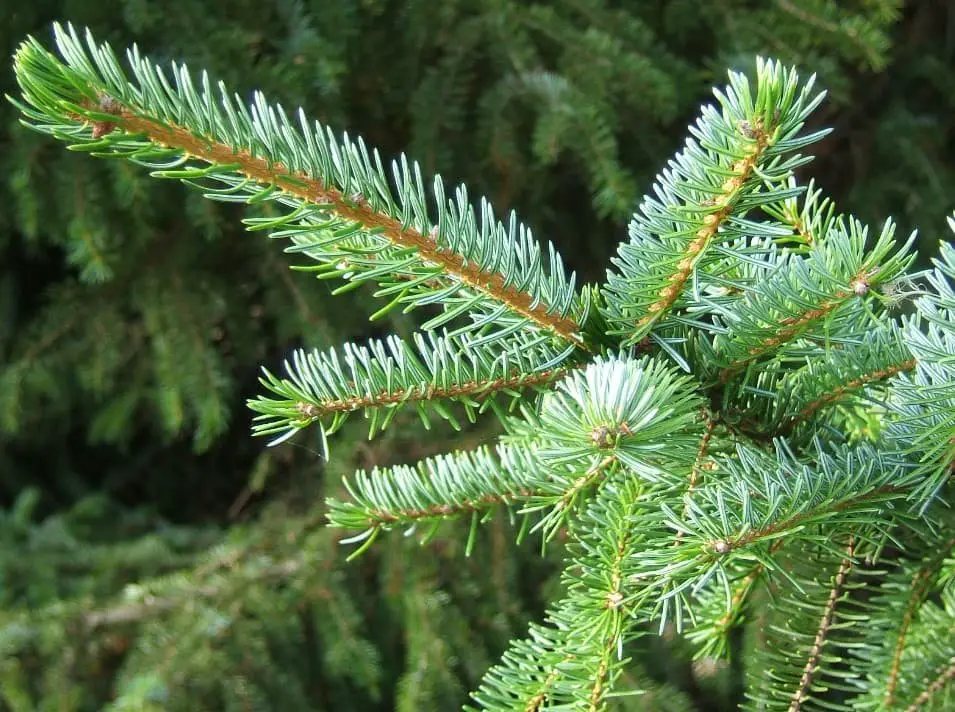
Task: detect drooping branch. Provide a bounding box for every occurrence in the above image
[885,566,936,706]
[902,661,955,712]
[713,539,785,635]
[788,538,855,712]
[673,413,716,548]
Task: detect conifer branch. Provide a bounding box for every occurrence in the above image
[672,413,716,549]
[885,565,937,706]
[685,412,716,500]
[635,121,772,330]
[688,538,785,656]
[781,357,916,433]
[630,442,913,629]
[711,486,895,554]
[249,330,577,444]
[524,664,567,712]
[715,218,914,383]
[326,444,542,543]
[106,101,588,345]
[761,179,836,249]
[888,238,955,504]
[846,539,955,711]
[470,475,654,711]
[903,661,955,712]
[725,320,914,442]
[11,24,589,350]
[788,537,855,712]
[602,59,830,345]
[531,454,617,542]
[10,28,955,708]
[585,484,644,711]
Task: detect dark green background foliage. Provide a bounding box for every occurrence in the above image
[1,1,951,709]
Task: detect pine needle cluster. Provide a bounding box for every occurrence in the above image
[9,23,954,711]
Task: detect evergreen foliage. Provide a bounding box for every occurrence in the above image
[0,0,916,504]
[10,21,954,712]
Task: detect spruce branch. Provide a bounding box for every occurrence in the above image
[715,218,915,383]
[885,563,944,707]
[741,540,868,712]
[685,539,785,659]
[781,357,916,433]
[849,538,955,709]
[629,441,913,629]
[324,355,705,553]
[602,58,829,345]
[903,662,954,712]
[888,237,955,504]
[325,444,543,556]
[891,578,955,712]
[469,475,656,711]
[671,412,717,550]
[247,329,578,446]
[11,23,589,350]
[734,321,916,438]
[760,178,837,250]
[788,537,856,712]
[10,26,955,709]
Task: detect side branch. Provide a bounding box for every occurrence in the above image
[719,267,875,383]
[588,494,640,711]
[525,656,573,712]
[886,537,955,706]
[295,366,569,422]
[366,488,538,527]
[885,566,935,706]
[789,538,855,712]
[103,103,586,347]
[638,122,772,330]
[685,412,716,499]
[710,487,898,554]
[674,413,716,548]
[781,358,918,433]
[902,661,955,712]
[714,540,785,633]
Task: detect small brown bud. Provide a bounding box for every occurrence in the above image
[90,94,121,139]
[296,402,321,419]
[590,424,616,449]
[91,122,115,139]
[712,540,731,555]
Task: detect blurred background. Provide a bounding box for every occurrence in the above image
[0,1,952,710]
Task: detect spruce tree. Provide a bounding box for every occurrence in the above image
[9,19,955,712]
